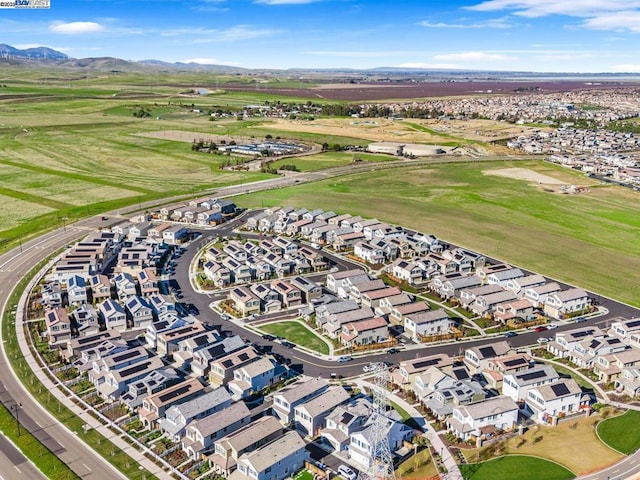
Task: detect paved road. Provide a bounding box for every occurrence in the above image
[0,431,45,480]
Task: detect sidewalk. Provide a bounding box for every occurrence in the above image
[15,259,174,480]
[356,379,462,480]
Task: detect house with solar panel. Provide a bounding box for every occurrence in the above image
[502,365,560,402]
[463,341,511,374]
[447,395,519,441]
[525,378,587,424]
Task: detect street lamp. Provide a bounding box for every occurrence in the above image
[11,402,22,436]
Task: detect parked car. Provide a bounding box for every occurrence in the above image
[387,348,401,354]
[262,334,276,341]
[534,325,548,332]
[547,323,559,330]
[574,317,587,323]
[280,340,296,348]
[337,355,353,363]
[537,337,550,344]
[338,465,357,480]
[363,364,373,373]
[504,331,517,338]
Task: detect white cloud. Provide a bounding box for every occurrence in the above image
[582,11,640,32]
[49,21,105,34]
[433,51,515,62]
[418,18,512,29]
[466,0,640,18]
[396,62,461,69]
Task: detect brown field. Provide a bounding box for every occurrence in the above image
[216,80,640,101]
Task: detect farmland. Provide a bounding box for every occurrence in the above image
[234,160,640,307]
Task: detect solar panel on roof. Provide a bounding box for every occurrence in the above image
[504,358,527,367]
[341,412,354,424]
[571,330,592,338]
[119,360,151,378]
[519,370,547,381]
[478,346,496,357]
[550,383,570,396]
[627,320,640,328]
[413,358,440,369]
[158,383,191,403]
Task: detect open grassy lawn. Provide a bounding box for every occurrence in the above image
[460,456,575,480]
[235,160,640,306]
[269,152,394,172]
[261,321,330,355]
[462,415,621,475]
[395,448,438,479]
[597,410,640,454]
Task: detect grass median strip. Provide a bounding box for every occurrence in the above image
[261,321,330,355]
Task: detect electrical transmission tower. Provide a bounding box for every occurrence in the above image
[360,362,395,480]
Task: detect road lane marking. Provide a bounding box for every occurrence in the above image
[13,466,21,473]
[83,463,91,471]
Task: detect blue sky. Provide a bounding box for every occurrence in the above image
[1,0,640,72]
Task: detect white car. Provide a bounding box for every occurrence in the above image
[537,337,550,344]
[547,323,559,330]
[338,465,357,480]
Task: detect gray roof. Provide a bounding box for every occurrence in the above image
[217,416,282,453]
[238,430,305,472]
[295,386,350,417]
[188,401,250,436]
[165,387,231,423]
[456,395,518,420]
[276,376,328,404]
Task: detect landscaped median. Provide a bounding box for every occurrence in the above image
[459,455,575,480]
[2,254,159,480]
[261,320,331,355]
[597,409,640,455]
[460,412,622,478]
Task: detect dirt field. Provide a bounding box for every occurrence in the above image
[216,80,640,101]
[268,117,454,144]
[484,167,567,185]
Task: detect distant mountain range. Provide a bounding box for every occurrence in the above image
[2,43,640,78]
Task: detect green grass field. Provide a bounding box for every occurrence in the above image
[261,321,330,354]
[235,160,640,306]
[460,456,575,480]
[597,410,640,454]
[269,152,394,172]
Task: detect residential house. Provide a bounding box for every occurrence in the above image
[137,268,159,296]
[294,386,350,437]
[339,317,389,347]
[493,299,535,324]
[570,336,626,369]
[544,288,590,320]
[323,307,375,338]
[45,307,72,344]
[404,309,452,341]
[208,346,261,387]
[593,349,640,383]
[271,280,303,308]
[464,341,511,373]
[229,431,306,480]
[228,356,280,400]
[502,365,560,402]
[89,274,111,302]
[505,274,546,295]
[290,276,322,303]
[348,413,413,469]
[389,301,431,325]
[139,377,205,430]
[230,287,261,317]
[524,282,562,308]
[156,321,207,358]
[99,299,127,331]
[159,387,232,441]
[458,284,504,309]
[72,304,99,334]
[448,396,519,441]
[547,326,604,358]
[190,335,247,378]
[163,225,188,244]
[615,367,640,397]
[124,296,154,329]
[67,275,87,305]
[114,272,137,301]
[391,353,453,391]
[210,416,283,477]
[320,397,372,452]
[182,401,251,460]
[272,376,328,424]
[525,378,585,423]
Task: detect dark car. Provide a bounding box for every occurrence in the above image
[534,325,548,332]
[262,334,276,341]
[280,340,296,348]
[387,348,401,354]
